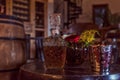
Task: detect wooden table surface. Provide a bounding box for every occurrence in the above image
[19,61,120,80]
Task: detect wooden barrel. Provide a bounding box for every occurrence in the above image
[0,15,26,70]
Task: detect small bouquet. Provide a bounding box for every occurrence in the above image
[64,29,100,47]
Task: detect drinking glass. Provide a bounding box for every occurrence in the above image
[43,37,66,69]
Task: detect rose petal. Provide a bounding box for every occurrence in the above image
[65,35,80,43]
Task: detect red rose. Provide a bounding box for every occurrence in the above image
[65,35,80,43]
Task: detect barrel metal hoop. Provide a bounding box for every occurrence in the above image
[0,15,23,22]
[0,20,23,27]
[0,37,25,40]
[0,68,19,72]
